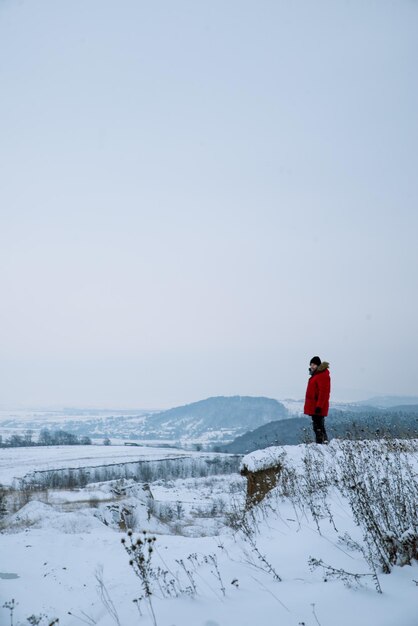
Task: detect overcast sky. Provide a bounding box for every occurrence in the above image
[0,0,417,409]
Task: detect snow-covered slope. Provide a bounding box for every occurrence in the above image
[1,441,417,626]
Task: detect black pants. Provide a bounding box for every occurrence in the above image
[311,415,328,444]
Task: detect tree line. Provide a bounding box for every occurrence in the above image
[0,428,92,448]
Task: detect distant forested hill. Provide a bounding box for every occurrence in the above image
[141,396,289,442]
[221,409,418,454]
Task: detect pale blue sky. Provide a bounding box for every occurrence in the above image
[1,0,417,408]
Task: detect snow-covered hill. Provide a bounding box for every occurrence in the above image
[139,396,289,443]
[1,440,417,626]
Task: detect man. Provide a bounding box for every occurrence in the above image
[304,356,331,444]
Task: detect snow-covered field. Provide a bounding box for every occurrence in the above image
[1,441,417,626]
[0,445,196,487]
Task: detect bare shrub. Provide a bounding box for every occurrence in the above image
[153,502,175,523]
[234,505,282,581]
[0,486,8,520]
[335,439,418,573]
[224,497,246,531]
[299,445,337,533]
[120,507,138,531]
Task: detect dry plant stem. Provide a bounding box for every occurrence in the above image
[311,603,322,626]
[122,531,158,626]
[2,600,17,626]
[95,567,120,626]
[308,556,382,593]
[68,610,96,625]
[206,554,226,596]
[245,535,282,581]
[185,554,224,600]
[250,576,290,613]
[175,559,198,596]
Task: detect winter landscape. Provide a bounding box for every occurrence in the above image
[1,401,418,626]
[2,0,418,624]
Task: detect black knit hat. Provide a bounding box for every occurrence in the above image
[310,356,322,366]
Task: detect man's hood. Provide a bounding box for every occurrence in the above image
[317,361,330,373]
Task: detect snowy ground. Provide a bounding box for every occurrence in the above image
[0,442,417,626]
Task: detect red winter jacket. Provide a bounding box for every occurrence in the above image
[304,362,331,416]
